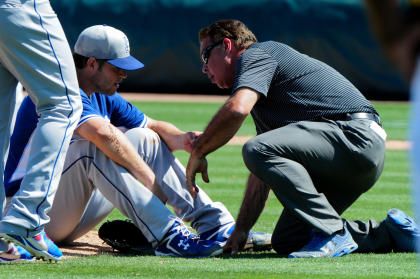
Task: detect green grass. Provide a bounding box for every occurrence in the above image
[2,100,417,278]
[374,102,411,140]
[135,100,411,140]
[1,253,418,279]
[134,101,257,137]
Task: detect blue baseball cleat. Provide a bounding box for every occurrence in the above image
[385,208,419,252]
[0,243,34,264]
[288,226,358,258]
[155,219,223,257]
[0,230,62,262]
[200,222,272,252]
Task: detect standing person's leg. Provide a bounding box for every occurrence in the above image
[0,0,82,261]
[243,119,387,255]
[0,69,18,219]
[0,66,20,260]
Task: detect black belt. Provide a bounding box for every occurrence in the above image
[324,112,382,127]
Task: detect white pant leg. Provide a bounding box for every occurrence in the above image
[125,128,234,234]
[49,140,175,246]
[0,68,18,219]
[0,0,82,236]
[47,187,114,244]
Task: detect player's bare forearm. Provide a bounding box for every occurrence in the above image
[147,118,190,152]
[76,119,167,202]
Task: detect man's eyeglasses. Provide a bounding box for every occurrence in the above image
[201,40,224,64]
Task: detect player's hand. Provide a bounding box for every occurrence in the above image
[186,154,209,198]
[223,228,248,255]
[183,131,202,153]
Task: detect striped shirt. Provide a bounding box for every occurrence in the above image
[232,41,377,134]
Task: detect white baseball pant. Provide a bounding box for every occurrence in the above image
[0,0,82,237]
[45,128,234,247]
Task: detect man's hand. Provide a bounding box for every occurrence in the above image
[186,154,209,198]
[223,228,249,255]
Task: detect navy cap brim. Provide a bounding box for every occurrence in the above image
[107,56,144,70]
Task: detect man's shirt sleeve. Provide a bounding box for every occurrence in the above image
[232,46,278,97]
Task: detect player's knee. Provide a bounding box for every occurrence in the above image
[126,127,159,142]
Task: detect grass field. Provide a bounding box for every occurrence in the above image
[1,100,418,278]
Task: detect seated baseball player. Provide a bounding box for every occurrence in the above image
[3,25,271,259]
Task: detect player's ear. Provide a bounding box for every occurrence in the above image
[86,57,97,71]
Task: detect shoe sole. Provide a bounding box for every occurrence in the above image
[288,239,358,258]
[0,234,61,262]
[331,242,358,257]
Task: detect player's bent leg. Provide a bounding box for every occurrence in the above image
[45,141,98,243]
[154,218,223,258]
[125,128,271,252]
[125,128,235,234]
[47,186,114,244]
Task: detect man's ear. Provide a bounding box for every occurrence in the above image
[86,57,97,71]
[222,38,233,53]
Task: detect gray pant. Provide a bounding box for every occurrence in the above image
[45,128,233,247]
[242,118,391,254]
[0,0,82,236]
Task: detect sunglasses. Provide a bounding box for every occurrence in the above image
[201,40,224,64]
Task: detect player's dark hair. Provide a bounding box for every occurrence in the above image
[73,53,106,70]
[199,19,257,49]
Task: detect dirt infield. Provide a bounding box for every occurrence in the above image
[61,231,113,258]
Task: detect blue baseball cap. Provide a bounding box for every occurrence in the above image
[74,25,144,70]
